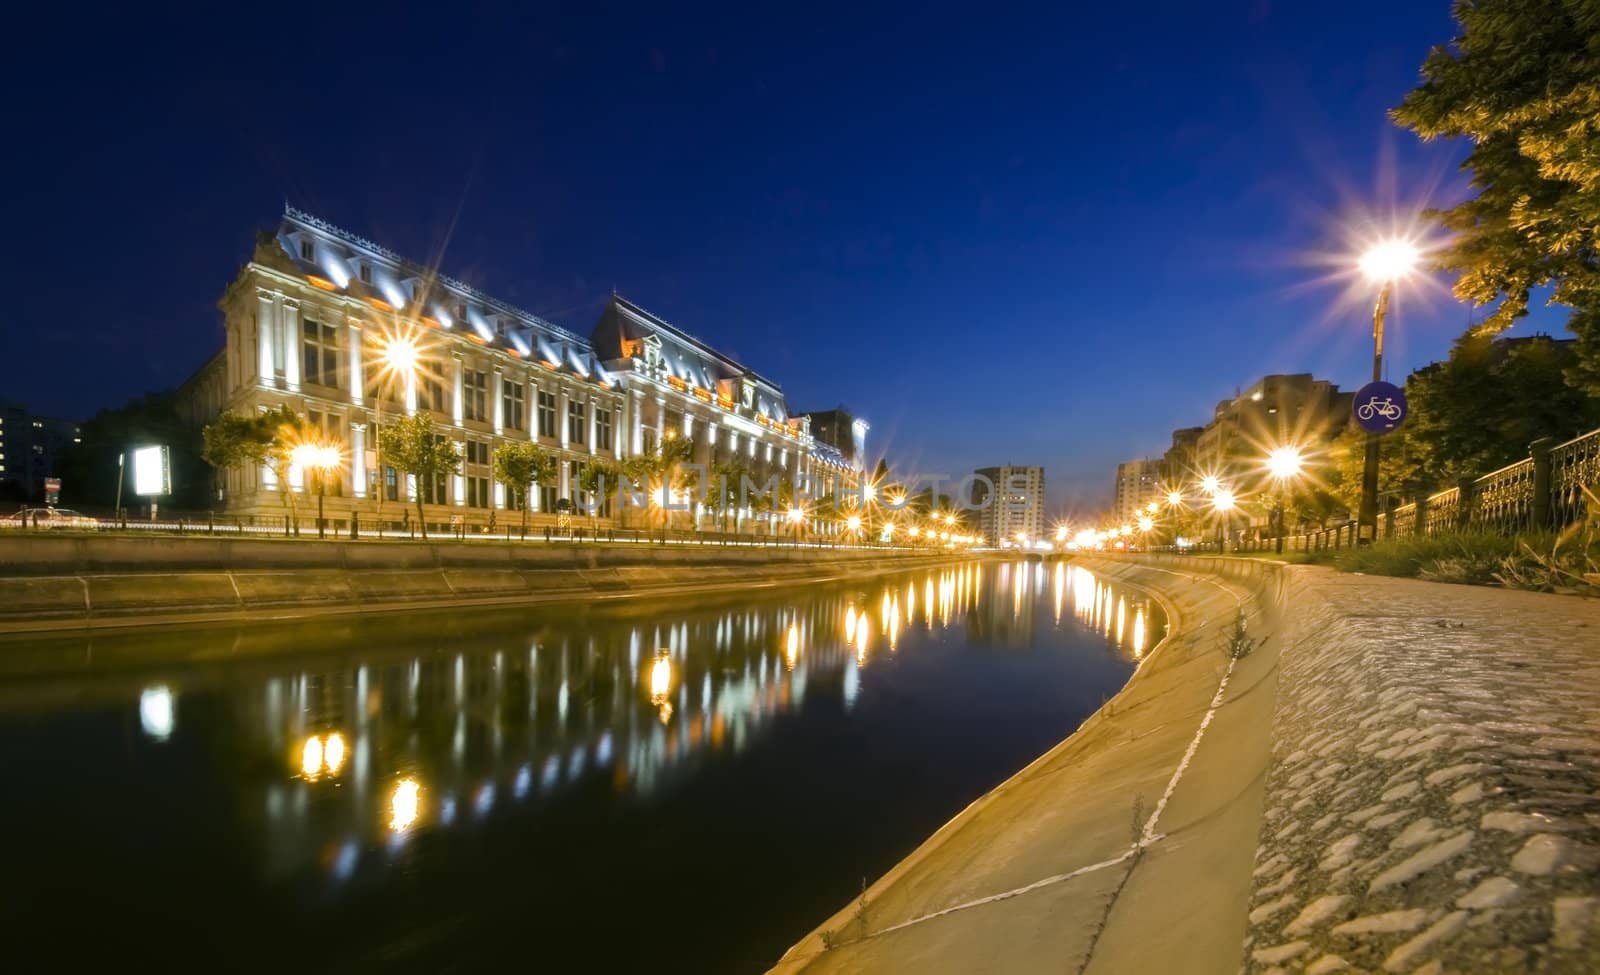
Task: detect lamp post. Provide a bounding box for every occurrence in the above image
[375,335,421,525]
[294,443,343,540]
[1211,488,1236,553]
[1356,241,1418,542]
[1265,445,1305,555]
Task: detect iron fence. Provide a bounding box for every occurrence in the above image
[1383,427,1597,539]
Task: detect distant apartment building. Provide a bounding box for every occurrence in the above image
[0,401,81,503]
[1156,375,1352,498]
[1160,427,1204,491]
[972,465,1045,546]
[1112,458,1163,523]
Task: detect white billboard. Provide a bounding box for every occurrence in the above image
[132,445,170,497]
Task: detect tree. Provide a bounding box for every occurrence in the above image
[620,436,694,530]
[201,410,277,503]
[377,413,461,539]
[1326,333,1600,512]
[704,459,749,533]
[576,459,619,532]
[256,405,314,532]
[1392,1,1600,392]
[492,441,556,537]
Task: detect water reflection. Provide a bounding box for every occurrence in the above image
[0,559,1162,972]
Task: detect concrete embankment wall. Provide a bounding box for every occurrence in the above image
[774,554,1600,974]
[0,535,963,634]
[775,553,1290,974]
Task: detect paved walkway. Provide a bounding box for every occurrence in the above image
[1244,570,1600,974]
[771,557,1600,974]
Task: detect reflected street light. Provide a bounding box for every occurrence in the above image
[1357,239,1419,542]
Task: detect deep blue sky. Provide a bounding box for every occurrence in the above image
[3,2,1557,508]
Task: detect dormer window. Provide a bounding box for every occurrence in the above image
[359,263,373,284]
[299,239,314,261]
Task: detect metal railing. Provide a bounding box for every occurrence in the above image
[1385,426,1598,539]
[0,507,966,553]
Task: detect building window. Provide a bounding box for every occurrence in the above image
[540,484,558,513]
[568,400,586,445]
[466,476,490,508]
[421,470,448,504]
[465,440,490,467]
[302,319,341,389]
[299,239,314,261]
[537,390,557,439]
[503,379,525,431]
[595,407,613,452]
[463,370,488,422]
[359,263,373,284]
[422,373,448,414]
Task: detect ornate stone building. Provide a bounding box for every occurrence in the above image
[188,207,865,533]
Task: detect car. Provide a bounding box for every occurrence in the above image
[0,507,101,530]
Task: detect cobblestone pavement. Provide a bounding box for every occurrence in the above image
[1244,571,1600,973]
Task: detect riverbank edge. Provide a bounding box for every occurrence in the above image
[0,535,974,635]
[771,553,1295,974]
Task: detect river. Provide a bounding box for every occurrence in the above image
[0,559,1161,972]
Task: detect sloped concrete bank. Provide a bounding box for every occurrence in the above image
[772,555,1600,974]
[0,535,962,635]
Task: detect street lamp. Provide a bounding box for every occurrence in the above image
[1357,239,1419,542]
[1210,488,1236,553]
[294,442,342,539]
[1199,474,1220,496]
[1265,445,1305,554]
[374,334,422,523]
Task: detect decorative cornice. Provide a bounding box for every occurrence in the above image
[282,205,586,346]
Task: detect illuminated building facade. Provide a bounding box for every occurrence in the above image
[185,207,865,531]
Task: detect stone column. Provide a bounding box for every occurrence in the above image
[630,391,644,456]
[493,366,505,435]
[281,297,301,392]
[527,378,538,440]
[559,385,571,450]
[453,440,466,506]
[587,392,597,456]
[255,289,276,386]
[655,397,665,447]
[351,423,367,499]
[348,322,365,405]
[1530,436,1555,530]
[451,354,464,427]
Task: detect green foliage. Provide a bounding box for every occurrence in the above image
[620,436,695,527]
[491,441,555,497]
[492,441,555,531]
[377,413,461,537]
[1326,335,1600,511]
[1392,0,1600,392]
[200,410,272,474]
[1307,531,1529,579]
[576,459,619,522]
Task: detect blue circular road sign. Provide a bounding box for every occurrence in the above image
[1353,380,1407,434]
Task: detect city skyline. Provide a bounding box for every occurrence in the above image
[2,2,1578,512]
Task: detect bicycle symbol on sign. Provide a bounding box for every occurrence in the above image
[1356,397,1403,422]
